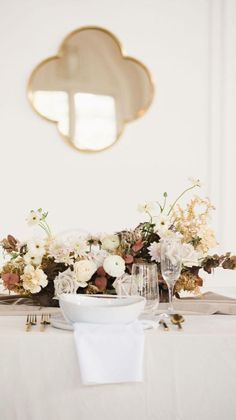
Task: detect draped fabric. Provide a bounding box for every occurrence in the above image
[1,315,236,420]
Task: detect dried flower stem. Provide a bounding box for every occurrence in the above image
[168,183,200,216]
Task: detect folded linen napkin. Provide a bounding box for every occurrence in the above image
[158,292,236,315]
[73,321,145,385]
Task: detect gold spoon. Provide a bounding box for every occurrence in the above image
[170,314,185,329]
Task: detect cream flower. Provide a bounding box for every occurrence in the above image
[153,214,172,237]
[73,260,97,287]
[148,241,161,262]
[163,240,182,266]
[103,255,125,278]
[180,243,201,267]
[22,265,48,294]
[137,202,156,214]
[54,268,78,297]
[26,210,42,226]
[48,239,73,265]
[101,234,120,252]
[24,252,43,266]
[188,177,202,188]
[27,238,45,256]
[71,236,88,257]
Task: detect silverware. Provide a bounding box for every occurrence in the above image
[45,313,51,325]
[170,313,185,329]
[40,313,51,332]
[159,319,169,331]
[25,314,31,332]
[25,314,37,332]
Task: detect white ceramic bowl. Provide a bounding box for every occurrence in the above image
[59,294,146,324]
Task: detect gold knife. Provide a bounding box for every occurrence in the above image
[159,319,169,331]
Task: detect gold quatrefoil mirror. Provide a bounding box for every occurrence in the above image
[28,26,154,152]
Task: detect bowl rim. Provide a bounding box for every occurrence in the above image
[59,293,145,307]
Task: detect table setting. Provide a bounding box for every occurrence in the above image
[1,181,236,420]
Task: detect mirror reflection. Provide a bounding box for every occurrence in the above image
[28,27,154,152]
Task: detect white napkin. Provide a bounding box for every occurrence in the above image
[73,321,145,385]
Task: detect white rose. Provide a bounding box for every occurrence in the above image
[181,243,201,268]
[22,265,48,294]
[160,237,200,268]
[103,255,126,278]
[101,234,120,252]
[161,237,182,266]
[54,268,78,297]
[73,260,97,287]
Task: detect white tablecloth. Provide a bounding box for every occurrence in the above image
[1,315,236,420]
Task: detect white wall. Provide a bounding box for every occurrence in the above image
[0,0,235,258]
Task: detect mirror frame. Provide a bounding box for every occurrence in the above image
[27,26,155,152]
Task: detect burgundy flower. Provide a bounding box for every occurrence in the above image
[97,266,106,276]
[1,235,18,252]
[94,276,107,291]
[124,254,134,264]
[2,273,20,290]
[132,240,144,253]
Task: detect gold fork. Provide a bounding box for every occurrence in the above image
[25,314,37,332]
[40,313,51,332]
[26,314,31,332]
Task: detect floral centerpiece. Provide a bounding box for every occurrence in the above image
[0,180,235,306]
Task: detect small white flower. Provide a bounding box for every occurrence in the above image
[148,242,161,262]
[22,264,48,294]
[27,238,45,256]
[101,234,120,252]
[137,202,156,214]
[73,260,97,287]
[24,252,43,266]
[188,177,202,188]
[54,268,78,297]
[103,255,126,278]
[153,214,172,237]
[26,210,42,226]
